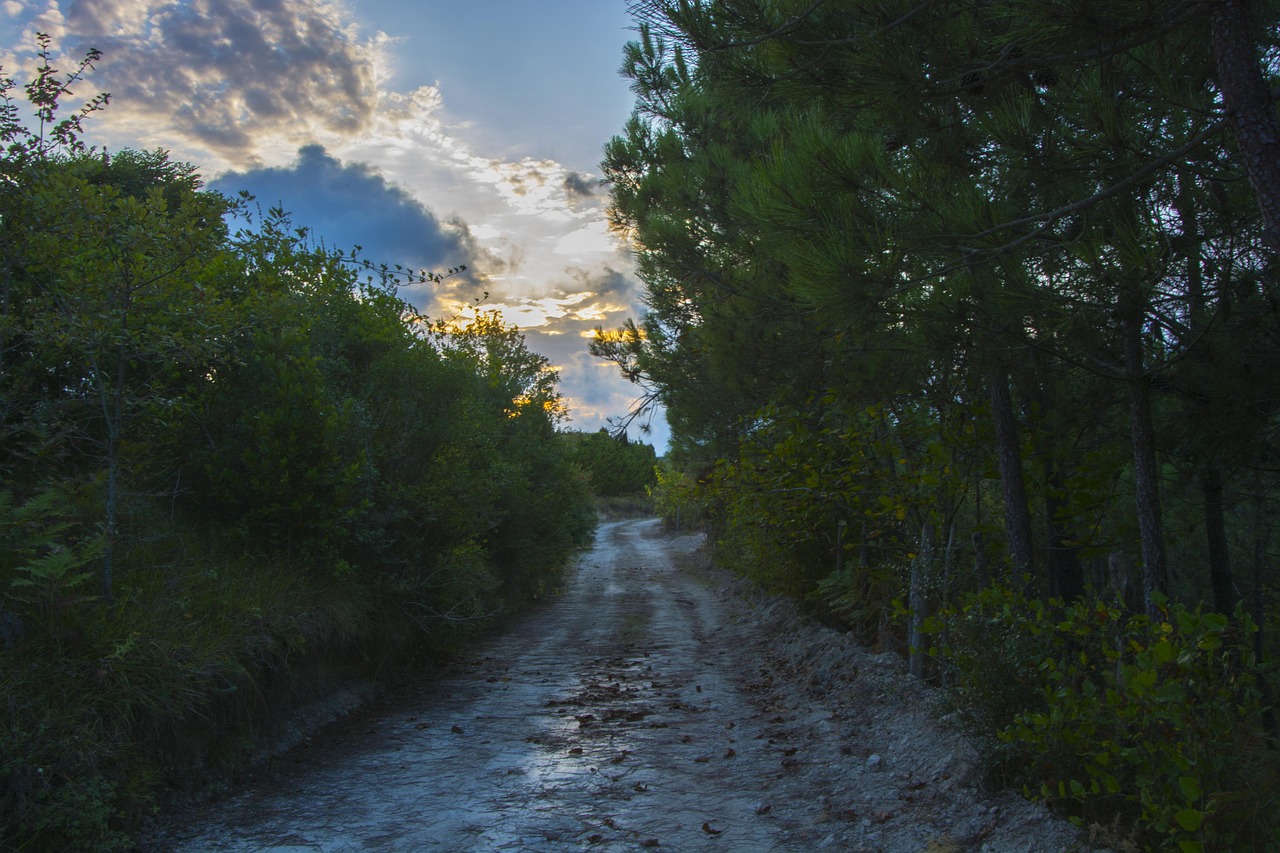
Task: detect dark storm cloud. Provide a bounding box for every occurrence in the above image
[575,266,633,300]
[553,266,637,323]
[212,145,484,309]
[60,0,378,157]
[562,171,599,198]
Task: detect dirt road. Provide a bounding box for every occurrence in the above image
[145,519,1094,852]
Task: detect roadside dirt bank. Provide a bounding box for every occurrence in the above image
[141,518,1101,852]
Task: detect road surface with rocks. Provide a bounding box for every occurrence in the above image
[143,518,1096,852]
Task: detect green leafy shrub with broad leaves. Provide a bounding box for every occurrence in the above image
[648,463,706,532]
[936,585,1277,852]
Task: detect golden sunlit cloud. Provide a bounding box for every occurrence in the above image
[465,291,598,329]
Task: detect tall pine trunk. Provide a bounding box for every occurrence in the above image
[1027,365,1083,600]
[1211,0,1280,256]
[1177,170,1236,615]
[1202,461,1238,615]
[908,522,934,680]
[987,366,1034,587]
[1120,290,1167,620]
[1252,474,1279,747]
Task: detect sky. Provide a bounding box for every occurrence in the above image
[0,0,669,450]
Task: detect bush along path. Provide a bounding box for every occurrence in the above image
[142,519,1097,852]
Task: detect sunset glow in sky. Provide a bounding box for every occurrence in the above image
[1,0,667,448]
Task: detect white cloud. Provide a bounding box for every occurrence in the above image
[22,2,67,43]
[554,219,617,259]
[65,0,155,38]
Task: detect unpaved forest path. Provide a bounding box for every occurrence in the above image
[144,519,1095,852]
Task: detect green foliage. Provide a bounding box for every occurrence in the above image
[647,462,705,530]
[0,518,374,852]
[814,558,904,641]
[597,4,1280,852]
[193,324,368,562]
[0,35,597,850]
[605,0,1280,609]
[1,485,102,612]
[563,429,658,497]
[689,396,969,629]
[938,586,1275,851]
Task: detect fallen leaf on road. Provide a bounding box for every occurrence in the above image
[723,748,736,759]
[754,803,771,815]
[701,822,722,835]
[450,725,464,734]
[640,839,660,848]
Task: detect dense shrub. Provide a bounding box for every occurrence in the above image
[936,586,1277,852]
[0,46,596,850]
[562,428,659,497]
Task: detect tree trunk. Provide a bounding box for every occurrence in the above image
[1028,366,1084,601]
[1176,167,1236,614]
[1121,297,1167,620]
[972,531,988,587]
[1252,473,1278,747]
[1201,461,1237,614]
[1044,472,1083,601]
[987,367,1034,587]
[908,522,934,680]
[939,518,957,689]
[1211,0,1280,256]
[834,516,846,575]
[101,360,126,603]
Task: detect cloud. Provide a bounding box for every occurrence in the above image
[212,145,491,312]
[565,265,637,303]
[11,0,383,162]
[563,171,599,198]
[1,1,665,447]
[523,329,665,446]
[477,266,639,336]
[555,220,621,259]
